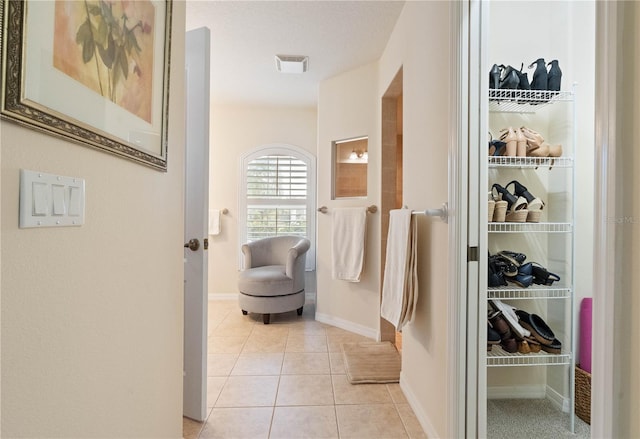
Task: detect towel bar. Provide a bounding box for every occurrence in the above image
[317,205,377,214]
[411,202,448,223]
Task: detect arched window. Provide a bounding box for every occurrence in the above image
[240,145,316,269]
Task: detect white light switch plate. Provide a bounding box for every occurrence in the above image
[19,169,85,228]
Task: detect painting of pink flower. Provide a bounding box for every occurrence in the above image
[53,0,156,123]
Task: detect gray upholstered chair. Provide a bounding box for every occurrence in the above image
[238,235,310,324]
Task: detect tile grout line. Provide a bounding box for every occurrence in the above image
[330,361,342,438]
[267,344,287,438]
[267,374,281,439]
[387,384,412,438]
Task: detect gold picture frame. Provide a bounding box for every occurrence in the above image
[0,0,173,171]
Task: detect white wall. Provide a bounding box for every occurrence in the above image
[316,62,381,338]
[208,105,317,295]
[0,3,186,438]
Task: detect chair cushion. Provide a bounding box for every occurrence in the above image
[238,265,296,297]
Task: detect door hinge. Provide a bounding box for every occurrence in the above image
[467,246,479,262]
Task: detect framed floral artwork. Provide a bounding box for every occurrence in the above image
[0,0,173,171]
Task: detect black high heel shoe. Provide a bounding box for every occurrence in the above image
[499,65,520,91]
[530,262,561,286]
[488,256,509,287]
[489,64,501,89]
[528,58,548,91]
[517,63,531,90]
[547,59,562,91]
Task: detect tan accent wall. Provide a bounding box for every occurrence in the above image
[380,70,403,345]
[334,162,367,198]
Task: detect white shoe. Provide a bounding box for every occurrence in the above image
[490,300,531,339]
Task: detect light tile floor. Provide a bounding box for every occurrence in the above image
[183,300,427,439]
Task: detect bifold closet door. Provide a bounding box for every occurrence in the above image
[462,1,489,437]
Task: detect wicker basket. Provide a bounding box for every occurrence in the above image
[575,365,591,424]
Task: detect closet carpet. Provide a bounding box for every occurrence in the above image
[487,398,590,438]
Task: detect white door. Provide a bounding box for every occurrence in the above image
[183,27,210,422]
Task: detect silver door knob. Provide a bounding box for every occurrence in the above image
[184,238,200,251]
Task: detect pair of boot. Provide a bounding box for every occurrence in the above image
[528,58,562,91]
[489,63,530,91]
[489,59,562,94]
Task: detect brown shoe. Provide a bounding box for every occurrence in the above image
[488,310,512,341]
[540,338,562,354]
[500,338,518,353]
[525,337,541,353]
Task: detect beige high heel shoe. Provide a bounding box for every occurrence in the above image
[499,127,517,157]
[515,128,527,157]
[488,199,496,223]
[528,142,550,157]
[549,144,563,157]
[520,126,543,155]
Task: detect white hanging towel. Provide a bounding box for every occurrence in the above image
[209,209,221,235]
[381,209,418,331]
[332,207,367,282]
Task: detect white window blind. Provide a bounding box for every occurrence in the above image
[246,155,308,241]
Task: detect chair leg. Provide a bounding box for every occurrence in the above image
[241,310,248,315]
[296,306,303,316]
[263,314,271,324]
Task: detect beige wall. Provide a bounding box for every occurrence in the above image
[316,61,381,336]
[0,3,186,438]
[378,2,451,436]
[315,2,452,435]
[208,105,317,295]
[615,2,640,436]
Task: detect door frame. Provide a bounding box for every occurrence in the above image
[448,1,470,437]
[592,1,617,437]
[458,1,615,437]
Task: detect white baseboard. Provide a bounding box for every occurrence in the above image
[546,384,570,412]
[487,384,546,400]
[488,384,569,413]
[208,293,238,301]
[399,371,440,438]
[314,312,377,340]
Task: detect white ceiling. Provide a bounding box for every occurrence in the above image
[185,1,406,108]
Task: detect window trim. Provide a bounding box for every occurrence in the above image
[239,144,316,270]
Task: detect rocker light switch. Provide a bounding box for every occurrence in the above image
[68,186,82,216]
[20,169,85,228]
[32,182,48,216]
[52,184,66,215]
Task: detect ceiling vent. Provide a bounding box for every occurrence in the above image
[275,55,309,74]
